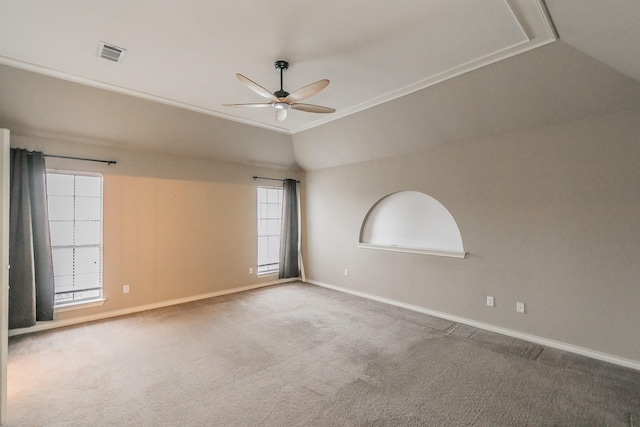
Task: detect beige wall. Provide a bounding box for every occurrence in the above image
[302,108,640,362]
[11,135,299,322]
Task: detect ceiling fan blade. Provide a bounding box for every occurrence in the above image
[223,102,274,108]
[236,74,278,102]
[285,79,330,104]
[290,103,336,114]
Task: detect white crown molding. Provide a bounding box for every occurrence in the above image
[0,55,294,135]
[505,0,533,41]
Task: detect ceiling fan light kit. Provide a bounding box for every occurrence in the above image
[224,59,335,122]
[275,109,287,122]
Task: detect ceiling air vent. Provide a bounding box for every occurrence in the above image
[98,42,126,63]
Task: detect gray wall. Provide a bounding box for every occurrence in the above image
[302,108,640,362]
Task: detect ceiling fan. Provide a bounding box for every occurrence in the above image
[224,60,335,122]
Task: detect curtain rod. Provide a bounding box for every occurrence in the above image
[23,150,117,165]
[252,175,300,183]
[45,154,117,165]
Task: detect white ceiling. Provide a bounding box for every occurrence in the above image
[0,0,556,135]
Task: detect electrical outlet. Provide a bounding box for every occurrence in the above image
[344,269,349,277]
[123,284,130,294]
[516,302,525,313]
[486,296,494,307]
[249,267,254,274]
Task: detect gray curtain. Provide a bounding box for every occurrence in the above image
[9,149,55,329]
[278,179,299,279]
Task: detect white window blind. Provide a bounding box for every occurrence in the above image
[257,186,282,275]
[46,172,103,306]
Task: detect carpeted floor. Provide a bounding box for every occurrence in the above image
[7,282,640,426]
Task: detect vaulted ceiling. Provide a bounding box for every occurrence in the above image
[1,1,639,170]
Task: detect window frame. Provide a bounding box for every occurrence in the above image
[46,169,105,309]
[256,186,283,276]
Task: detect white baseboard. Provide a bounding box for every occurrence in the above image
[306,279,640,372]
[8,278,298,337]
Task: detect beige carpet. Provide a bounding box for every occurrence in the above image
[7,282,640,426]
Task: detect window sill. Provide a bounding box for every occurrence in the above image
[358,243,467,259]
[257,272,278,278]
[55,298,106,313]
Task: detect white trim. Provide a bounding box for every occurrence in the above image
[54,298,106,313]
[306,279,640,372]
[46,168,103,178]
[0,129,10,425]
[504,0,533,41]
[257,271,278,278]
[8,278,298,337]
[358,243,466,259]
[533,0,559,39]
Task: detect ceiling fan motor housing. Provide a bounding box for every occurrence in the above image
[274,60,289,71]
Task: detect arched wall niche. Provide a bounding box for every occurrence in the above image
[359,191,466,258]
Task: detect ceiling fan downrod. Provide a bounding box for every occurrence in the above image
[274,60,289,99]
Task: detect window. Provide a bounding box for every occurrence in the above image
[257,186,282,275]
[46,172,103,306]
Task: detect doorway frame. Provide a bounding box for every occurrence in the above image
[1,129,10,424]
